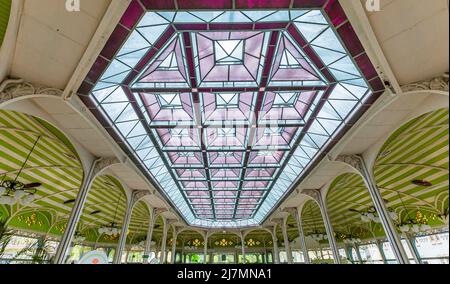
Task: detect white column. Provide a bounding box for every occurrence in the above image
[113,193,135,264]
[271,228,280,264]
[241,235,246,264]
[203,234,208,264]
[281,220,293,264]
[294,208,310,264]
[315,192,341,264]
[345,155,409,264]
[171,227,177,264]
[160,219,169,263]
[143,212,156,264]
[53,158,100,264]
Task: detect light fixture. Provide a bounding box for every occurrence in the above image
[396,193,432,234]
[138,240,155,247]
[0,136,42,206]
[306,204,327,242]
[411,180,432,187]
[308,231,327,242]
[352,206,398,223]
[98,194,122,236]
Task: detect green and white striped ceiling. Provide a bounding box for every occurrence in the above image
[0,109,144,246]
[0,0,11,46]
[0,106,448,247]
[374,107,448,224]
[301,107,449,242]
[0,109,84,231]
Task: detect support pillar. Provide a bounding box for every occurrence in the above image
[113,191,139,264]
[203,234,208,264]
[171,227,178,264]
[280,219,293,264]
[143,209,159,263]
[240,232,246,264]
[53,158,101,264]
[303,189,341,264]
[290,208,310,264]
[337,155,409,264]
[271,226,280,264]
[160,219,169,264]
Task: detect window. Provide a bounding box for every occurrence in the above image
[279,49,302,69]
[214,40,244,65]
[157,52,179,71]
[216,93,239,108]
[157,94,183,109]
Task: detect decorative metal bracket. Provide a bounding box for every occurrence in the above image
[131,190,151,206]
[0,79,62,105]
[92,157,121,176]
[335,154,364,173]
[302,188,322,202]
[401,73,449,93]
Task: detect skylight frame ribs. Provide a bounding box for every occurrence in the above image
[232,30,280,219]
[182,32,217,220]
[78,2,384,227]
[116,86,197,216]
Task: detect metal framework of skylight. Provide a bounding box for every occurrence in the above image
[77,0,385,228]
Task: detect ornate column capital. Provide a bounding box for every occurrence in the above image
[401,73,449,93]
[302,188,322,203]
[92,157,121,176]
[0,79,63,105]
[335,154,364,173]
[131,190,150,205]
[284,207,298,217]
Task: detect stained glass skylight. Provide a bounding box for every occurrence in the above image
[78,0,385,228]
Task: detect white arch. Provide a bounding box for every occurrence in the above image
[0,96,92,173]
[363,92,449,170]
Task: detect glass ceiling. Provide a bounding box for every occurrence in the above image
[78,0,385,228]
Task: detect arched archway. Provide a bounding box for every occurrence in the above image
[122,200,151,263]
[0,109,84,263]
[65,175,127,263]
[300,200,336,264]
[243,229,273,263]
[373,108,449,230]
[176,230,205,264]
[325,173,385,264]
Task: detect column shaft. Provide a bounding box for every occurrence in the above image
[143,215,156,263]
[160,222,169,263]
[358,156,409,264]
[171,232,177,264]
[53,158,99,264]
[203,236,208,264]
[316,193,341,264]
[294,209,310,264]
[113,195,135,264]
[281,222,293,264]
